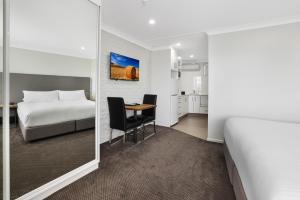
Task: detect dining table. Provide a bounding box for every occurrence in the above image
[125,104,156,143]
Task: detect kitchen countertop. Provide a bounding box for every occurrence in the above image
[179,94,208,96]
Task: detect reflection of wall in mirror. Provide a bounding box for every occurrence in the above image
[2,47,96,99]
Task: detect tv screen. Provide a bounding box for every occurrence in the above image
[110,52,140,81]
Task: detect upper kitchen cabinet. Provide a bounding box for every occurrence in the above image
[171,48,179,71]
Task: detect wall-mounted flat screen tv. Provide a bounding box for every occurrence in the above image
[110,52,140,81]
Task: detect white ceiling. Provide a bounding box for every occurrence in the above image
[102,0,300,48]
[10,0,98,59]
[4,0,300,59]
[151,33,208,61]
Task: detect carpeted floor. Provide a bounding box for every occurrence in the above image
[11,127,95,199]
[47,126,235,200]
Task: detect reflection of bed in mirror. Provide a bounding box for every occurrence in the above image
[10,73,95,142]
[10,73,96,198]
[18,99,95,142]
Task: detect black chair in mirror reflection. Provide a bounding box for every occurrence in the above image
[107,94,157,144]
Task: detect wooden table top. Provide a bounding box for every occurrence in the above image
[0,104,17,108]
[125,104,155,111]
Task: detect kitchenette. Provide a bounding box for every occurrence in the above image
[175,59,209,123]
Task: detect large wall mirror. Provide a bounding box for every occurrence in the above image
[0,0,3,198]
[9,0,99,199]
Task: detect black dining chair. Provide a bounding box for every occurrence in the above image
[107,97,142,143]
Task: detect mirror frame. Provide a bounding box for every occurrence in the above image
[2,0,102,199]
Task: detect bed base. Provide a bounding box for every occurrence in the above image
[224,143,247,200]
[19,118,95,142]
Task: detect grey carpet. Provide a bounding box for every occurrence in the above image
[0,129,2,199]
[47,126,235,200]
[11,127,95,199]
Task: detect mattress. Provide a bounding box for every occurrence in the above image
[224,117,300,200]
[18,100,95,127]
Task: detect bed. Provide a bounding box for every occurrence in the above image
[224,117,300,200]
[17,90,95,142]
[9,73,95,142]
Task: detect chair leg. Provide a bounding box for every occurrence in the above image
[153,121,156,133]
[109,129,113,144]
[123,131,126,143]
[142,123,146,140]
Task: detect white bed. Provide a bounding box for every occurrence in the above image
[18,100,95,127]
[224,117,300,200]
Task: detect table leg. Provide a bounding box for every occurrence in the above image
[134,110,138,143]
[134,110,137,120]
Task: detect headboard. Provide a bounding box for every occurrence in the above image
[7,73,91,103]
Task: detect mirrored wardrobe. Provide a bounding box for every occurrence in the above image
[0,0,3,198]
[5,0,100,199]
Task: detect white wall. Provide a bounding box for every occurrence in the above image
[179,70,201,94]
[150,49,171,127]
[208,22,300,142]
[98,30,151,143]
[9,47,93,77]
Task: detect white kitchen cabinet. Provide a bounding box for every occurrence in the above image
[199,106,208,114]
[171,48,178,71]
[178,95,188,117]
[194,96,201,113]
[189,96,195,113]
[171,95,178,125]
[189,95,208,114]
[183,96,188,115]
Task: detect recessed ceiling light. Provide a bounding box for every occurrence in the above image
[175,43,181,47]
[81,46,86,50]
[189,54,194,58]
[149,19,156,25]
[142,0,149,4]
[177,56,182,60]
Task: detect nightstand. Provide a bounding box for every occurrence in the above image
[0,104,18,127]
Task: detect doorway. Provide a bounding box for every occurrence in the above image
[167,33,208,140]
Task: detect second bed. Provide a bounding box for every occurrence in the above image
[224,117,300,200]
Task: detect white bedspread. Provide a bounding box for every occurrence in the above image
[224,117,300,200]
[18,100,95,127]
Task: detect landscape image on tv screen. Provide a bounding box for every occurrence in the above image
[110,52,140,81]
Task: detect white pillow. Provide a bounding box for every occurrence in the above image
[58,90,87,101]
[23,90,59,103]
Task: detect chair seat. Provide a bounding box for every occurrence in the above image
[126,118,142,130]
[129,115,155,123]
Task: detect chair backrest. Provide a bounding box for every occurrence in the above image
[142,94,157,118]
[107,97,127,131]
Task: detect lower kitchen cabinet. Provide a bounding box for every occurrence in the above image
[178,95,188,117]
[188,95,208,114]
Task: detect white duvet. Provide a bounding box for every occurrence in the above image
[224,117,300,200]
[18,100,95,127]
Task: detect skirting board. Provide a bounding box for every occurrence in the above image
[16,160,99,200]
[207,137,224,144]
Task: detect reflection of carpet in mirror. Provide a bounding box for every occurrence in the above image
[10,127,95,199]
[0,130,2,199]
